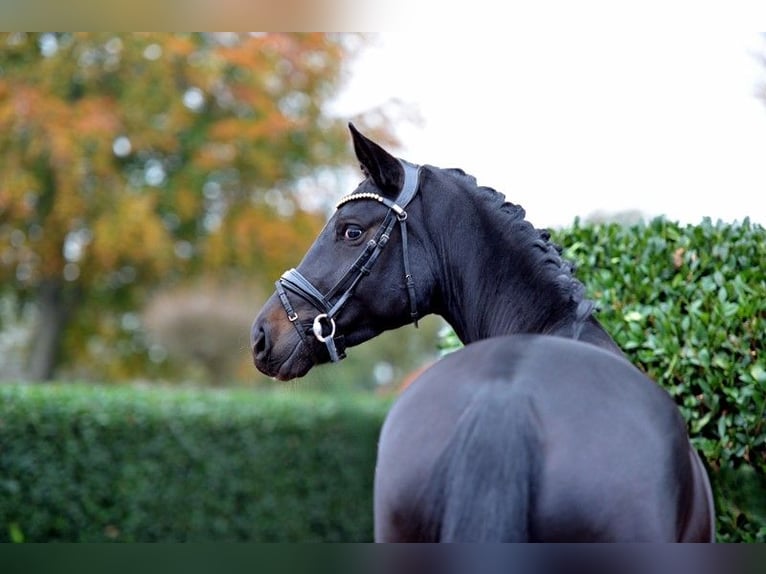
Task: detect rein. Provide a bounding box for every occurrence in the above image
[275,160,422,363]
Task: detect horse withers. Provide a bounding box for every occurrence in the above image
[251,124,715,542]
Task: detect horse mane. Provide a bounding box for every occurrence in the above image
[442,167,596,330]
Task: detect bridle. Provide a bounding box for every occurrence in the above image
[275,160,422,363]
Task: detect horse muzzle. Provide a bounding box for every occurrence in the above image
[251,294,346,380]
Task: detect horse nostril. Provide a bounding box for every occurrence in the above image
[252,325,268,361]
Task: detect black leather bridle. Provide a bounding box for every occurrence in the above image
[275,160,422,363]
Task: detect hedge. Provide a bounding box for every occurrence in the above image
[552,217,765,541]
[439,218,765,541]
[0,384,390,542]
[1,218,763,542]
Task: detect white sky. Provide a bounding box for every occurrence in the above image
[331,27,766,229]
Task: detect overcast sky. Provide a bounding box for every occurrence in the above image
[331,29,766,229]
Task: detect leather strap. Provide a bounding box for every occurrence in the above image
[281,268,332,312]
[397,161,421,209]
[275,159,421,362]
[399,217,418,326]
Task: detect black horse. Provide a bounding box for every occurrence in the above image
[251,124,715,542]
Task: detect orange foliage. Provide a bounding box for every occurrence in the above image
[90,194,173,275]
[74,96,121,135]
[205,204,324,282]
[165,34,196,57]
[0,33,400,378]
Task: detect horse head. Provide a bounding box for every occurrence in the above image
[251,124,434,380]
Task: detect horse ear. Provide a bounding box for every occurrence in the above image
[348,123,403,196]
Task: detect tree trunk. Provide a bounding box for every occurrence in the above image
[26,279,76,381]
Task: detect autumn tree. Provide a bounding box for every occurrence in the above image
[0,32,389,380]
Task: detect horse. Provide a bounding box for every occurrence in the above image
[251,123,715,542]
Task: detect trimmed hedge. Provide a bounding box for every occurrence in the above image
[0,384,390,542]
[555,218,765,541]
[440,217,765,541]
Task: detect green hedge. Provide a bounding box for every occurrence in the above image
[440,218,765,541]
[0,384,389,542]
[555,218,765,541]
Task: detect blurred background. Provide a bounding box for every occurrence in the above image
[0,33,443,391]
[0,31,765,392]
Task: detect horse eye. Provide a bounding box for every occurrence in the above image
[343,226,364,241]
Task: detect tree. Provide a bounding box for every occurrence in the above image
[0,33,390,380]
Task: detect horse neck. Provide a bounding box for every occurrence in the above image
[424,178,623,356]
[435,243,578,343]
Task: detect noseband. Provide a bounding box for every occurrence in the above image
[275,160,421,363]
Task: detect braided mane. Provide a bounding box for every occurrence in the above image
[443,167,596,330]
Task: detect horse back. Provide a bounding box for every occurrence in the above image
[374,334,710,542]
